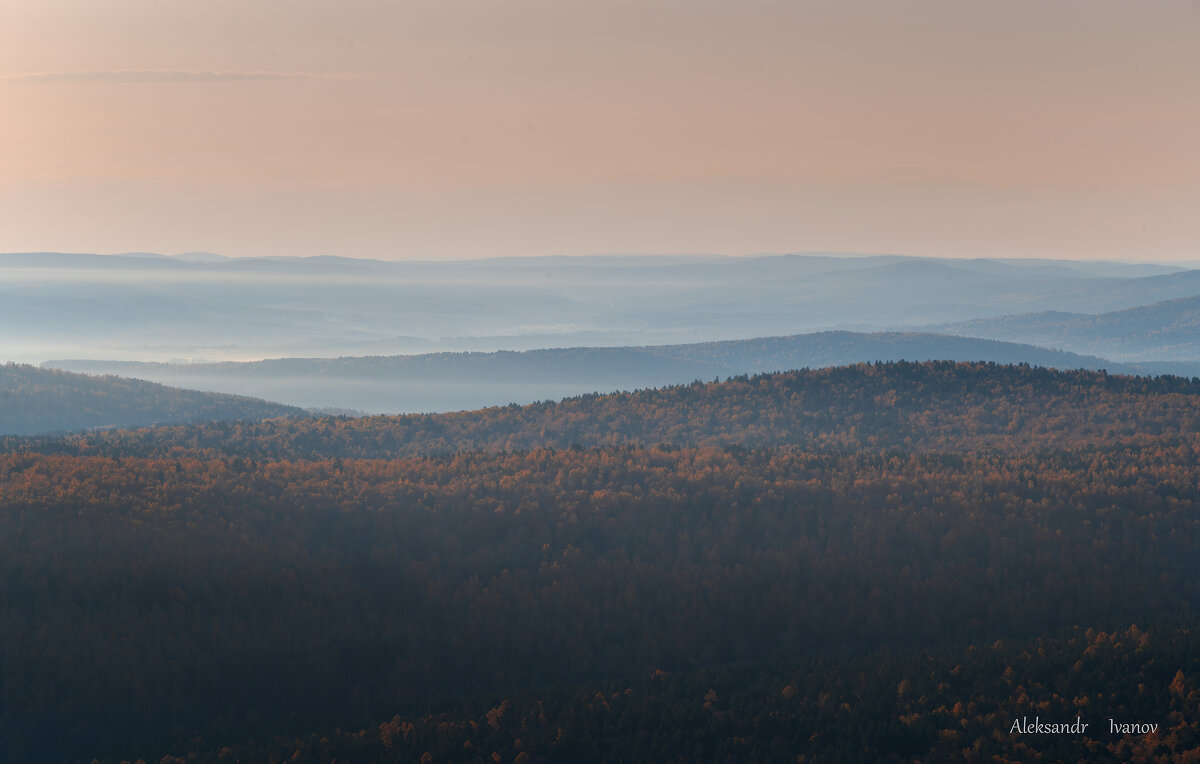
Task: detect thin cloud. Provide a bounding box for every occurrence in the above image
[2,70,311,84]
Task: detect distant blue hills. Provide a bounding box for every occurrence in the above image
[927,294,1200,362]
[3,251,1197,363]
[8,250,1200,417]
[45,330,1197,415]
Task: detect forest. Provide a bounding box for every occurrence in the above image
[2,362,1199,762]
[0,363,304,435]
[150,625,1200,763]
[10,361,1200,459]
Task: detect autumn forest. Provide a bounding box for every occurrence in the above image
[3,362,1200,762]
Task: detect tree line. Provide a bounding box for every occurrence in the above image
[3,441,1200,761]
[6,361,1200,459]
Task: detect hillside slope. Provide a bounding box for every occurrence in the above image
[45,331,1145,413]
[931,295,1200,361]
[6,251,1195,363]
[14,361,1200,458]
[0,363,305,435]
[5,362,1200,761]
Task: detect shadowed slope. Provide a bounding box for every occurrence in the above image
[0,363,305,435]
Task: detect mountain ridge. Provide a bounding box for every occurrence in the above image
[0,363,305,435]
[6,252,1195,364]
[43,330,1166,414]
[929,294,1200,361]
[15,361,1200,460]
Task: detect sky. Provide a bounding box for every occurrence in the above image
[0,0,1197,262]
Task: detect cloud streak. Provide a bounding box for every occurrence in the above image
[2,70,311,84]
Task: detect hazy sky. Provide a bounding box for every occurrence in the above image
[1,0,1197,261]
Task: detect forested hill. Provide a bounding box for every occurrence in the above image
[7,417,1200,762]
[7,359,1200,762]
[44,330,1140,414]
[10,361,1200,458]
[0,363,306,435]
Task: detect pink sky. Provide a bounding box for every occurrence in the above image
[1,0,1197,261]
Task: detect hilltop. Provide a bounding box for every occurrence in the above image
[45,330,1149,413]
[12,361,1200,458]
[4,361,1200,762]
[930,295,1200,362]
[0,363,304,435]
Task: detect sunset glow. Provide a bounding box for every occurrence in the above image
[1,0,1197,260]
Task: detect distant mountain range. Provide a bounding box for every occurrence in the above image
[46,331,1191,415]
[0,364,305,435]
[927,295,1200,362]
[4,251,1197,363]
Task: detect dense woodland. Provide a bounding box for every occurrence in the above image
[156,625,1200,763]
[0,364,304,435]
[10,361,1200,459]
[2,362,1200,761]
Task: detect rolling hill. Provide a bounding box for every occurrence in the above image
[15,361,1200,459]
[929,294,1200,362]
[4,361,1200,762]
[4,251,1195,364]
[43,331,1152,414]
[0,363,305,435]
